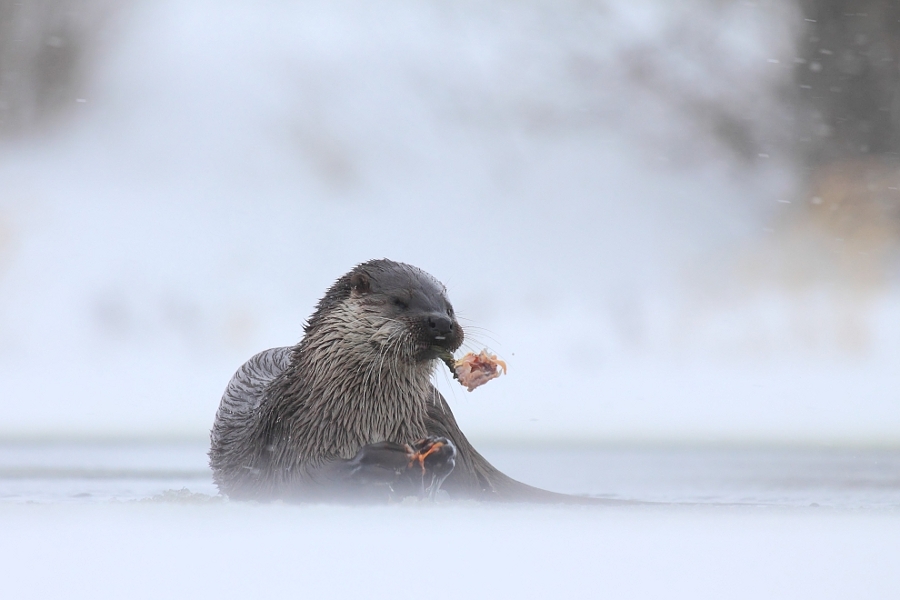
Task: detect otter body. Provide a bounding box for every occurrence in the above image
[209,259,572,502]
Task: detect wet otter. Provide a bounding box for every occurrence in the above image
[209,259,578,502]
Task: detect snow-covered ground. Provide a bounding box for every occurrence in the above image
[3,500,898,600]
[3,440,900,508]
[1,441,899,599]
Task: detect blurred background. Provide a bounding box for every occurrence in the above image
[0,0,897,446]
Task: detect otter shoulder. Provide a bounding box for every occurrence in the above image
[219,346,293,414]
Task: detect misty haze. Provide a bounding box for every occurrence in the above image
[0,1,898,598]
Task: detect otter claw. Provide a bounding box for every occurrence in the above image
[408,437,456,500]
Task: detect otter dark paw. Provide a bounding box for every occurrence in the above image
[345,441,415,486]
[340,437,456,501]
[407,436,456,500]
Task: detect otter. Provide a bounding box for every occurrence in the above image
[209,259,582,502]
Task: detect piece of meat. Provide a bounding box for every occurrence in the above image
[453,350,507,392]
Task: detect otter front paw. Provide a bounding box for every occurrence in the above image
[345,440,414,486]
[408,436,456,499]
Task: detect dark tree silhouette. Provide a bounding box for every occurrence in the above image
[0,0,116,139]
[794,0,900,166]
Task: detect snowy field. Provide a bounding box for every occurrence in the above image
[3,441,900,508]
[4,500,899,600]
[1,441,899,599]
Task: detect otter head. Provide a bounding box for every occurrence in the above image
[304,259,464,366]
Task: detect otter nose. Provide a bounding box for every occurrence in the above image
[427,314,453,337]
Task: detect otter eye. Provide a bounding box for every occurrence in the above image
[392,297,409,310]
[446,305,454,317]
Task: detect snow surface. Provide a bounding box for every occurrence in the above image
[1,440,899,600]
[3,501,899,600]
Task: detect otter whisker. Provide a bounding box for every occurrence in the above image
[459,332,504,356]
[360,318,400,394]
[374,327,402,393]
[460,328,503,350]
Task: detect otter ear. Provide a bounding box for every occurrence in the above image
[350,272,371,295]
